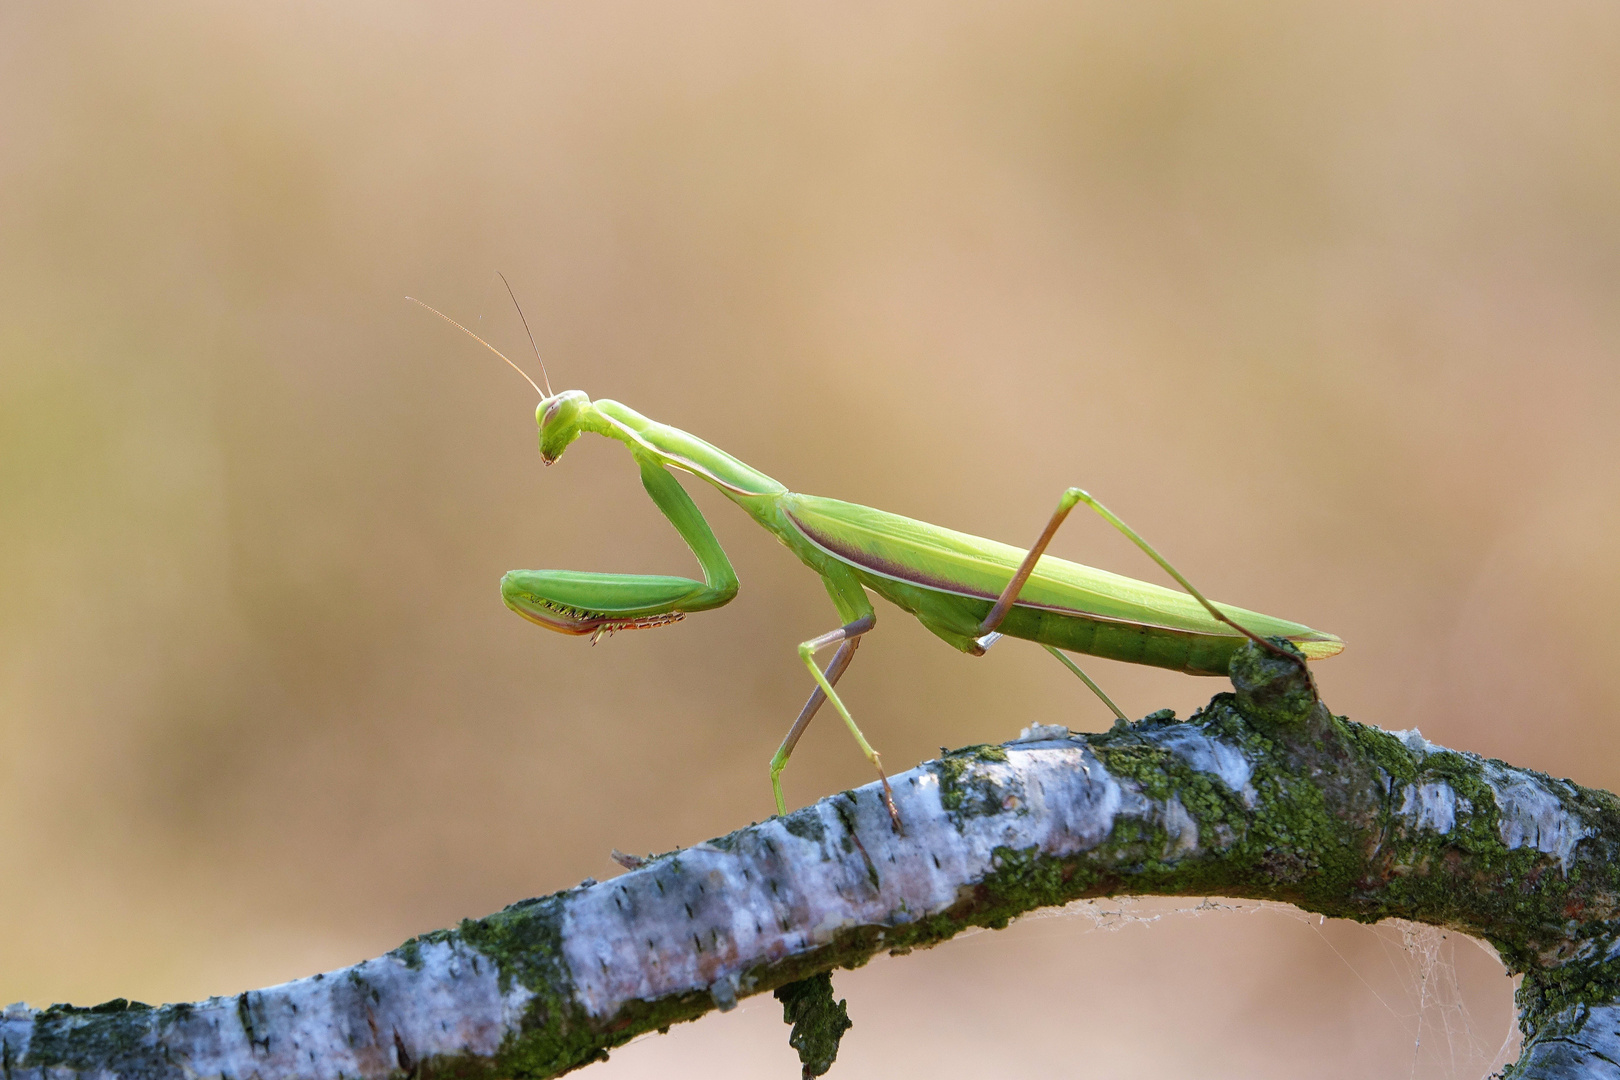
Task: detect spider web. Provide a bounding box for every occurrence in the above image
[1016,898,1522,1079]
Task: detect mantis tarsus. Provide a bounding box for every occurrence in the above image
[413,294,1344,829]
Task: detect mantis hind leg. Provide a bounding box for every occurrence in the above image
[977,488,1314,688]
[1042,645,1127,722]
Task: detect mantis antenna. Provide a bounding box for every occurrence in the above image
[406,295,549,400]
[495,271,555,398]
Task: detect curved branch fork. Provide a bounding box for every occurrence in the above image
[7,645,1620,1079]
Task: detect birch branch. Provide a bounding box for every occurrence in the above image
[5,642,1619,1080]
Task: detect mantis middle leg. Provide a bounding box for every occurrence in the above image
[772,565,902,830]
[770,614,873,813]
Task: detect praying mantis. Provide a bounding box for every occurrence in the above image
[412,292,1344,827]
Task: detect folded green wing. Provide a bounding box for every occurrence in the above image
[782,493,1343,659]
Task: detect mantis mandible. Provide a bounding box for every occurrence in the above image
[412,293,1344,828]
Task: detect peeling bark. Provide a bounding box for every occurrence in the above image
[4,642,1619,1079]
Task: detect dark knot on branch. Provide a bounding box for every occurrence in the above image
[1230,637,1327,729]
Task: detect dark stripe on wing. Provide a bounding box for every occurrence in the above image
[785,506,1244,637]
[786,507,1000,599]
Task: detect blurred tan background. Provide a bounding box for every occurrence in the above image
[3,1,1617,1076]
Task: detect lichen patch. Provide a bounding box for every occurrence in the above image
[1160,796,1200,856]
[1397,781,1460,835]
[1391,728,1443,758]
[1155,725,1255,802]
[1482,764,1594,872]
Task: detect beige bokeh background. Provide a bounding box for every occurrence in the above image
[3,2,1617,1076]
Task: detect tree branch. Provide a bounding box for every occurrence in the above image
[5,642,1619,1079]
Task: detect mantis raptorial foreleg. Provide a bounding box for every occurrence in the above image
[977,486,1317,705]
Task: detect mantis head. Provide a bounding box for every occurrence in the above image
[537,390,591,465]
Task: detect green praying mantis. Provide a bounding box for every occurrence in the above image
[412,291,1344,828]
